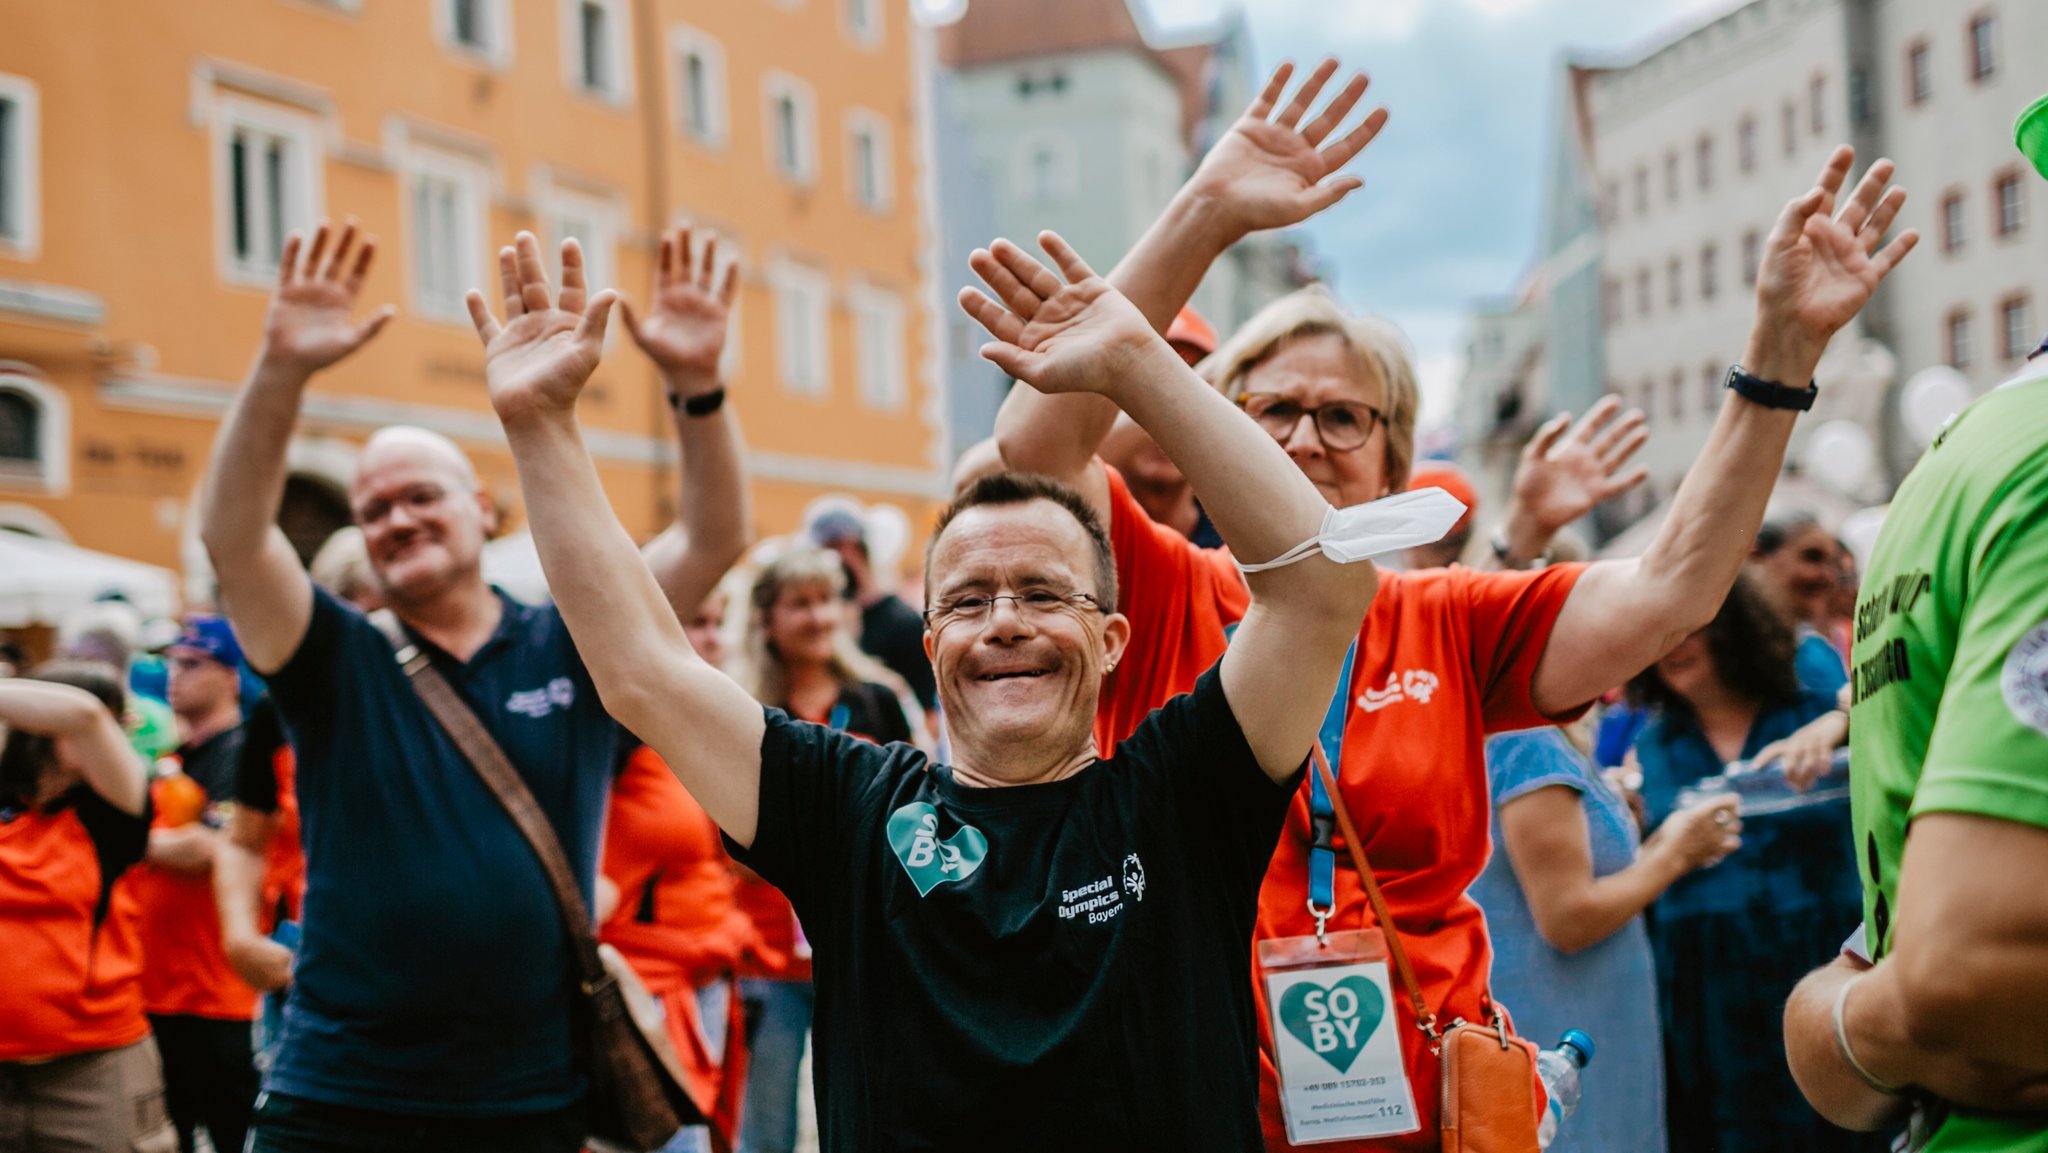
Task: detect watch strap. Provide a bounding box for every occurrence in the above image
[1724,365,1818,412]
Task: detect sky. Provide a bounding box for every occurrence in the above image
[1138,0,1740,431]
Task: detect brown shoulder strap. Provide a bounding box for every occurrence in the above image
[1311,744,1436,1036]
[370,611,607,988]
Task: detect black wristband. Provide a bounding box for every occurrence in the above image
[670,386,726,417]
[1724,365,1818,411]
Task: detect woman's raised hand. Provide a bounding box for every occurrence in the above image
[466,232,617,424]
[958,232,1163,398]
[1182,58,1388,237]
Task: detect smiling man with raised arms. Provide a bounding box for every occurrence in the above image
[467,228,1426,1150]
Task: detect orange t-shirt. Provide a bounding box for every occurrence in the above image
[600,745,758,992]
[0,795,152,1060]
[1095,466,1586,1151]
[132,758,258,1022]
[259,746,305,928]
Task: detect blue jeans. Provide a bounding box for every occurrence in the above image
[245,1091,585,1153]
[736,980,813,1153]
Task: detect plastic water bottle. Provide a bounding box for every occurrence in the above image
[1673,748,1852,817]
[1535,1029,1595,1148]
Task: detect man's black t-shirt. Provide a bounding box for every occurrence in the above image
[232,697,289,815]
[178,722,247,803]
[731,665,1296,1152]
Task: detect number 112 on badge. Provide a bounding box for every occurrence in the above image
[1258,929,1420,1144]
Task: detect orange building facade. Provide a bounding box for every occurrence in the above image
[0,0,947,602]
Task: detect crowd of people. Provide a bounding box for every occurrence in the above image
[3,53,2046,1153]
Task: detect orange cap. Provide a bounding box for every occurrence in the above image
[1166,306,1218,361]
[1406,463,1478,535]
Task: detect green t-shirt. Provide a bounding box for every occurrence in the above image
[1851,357,2048,1152]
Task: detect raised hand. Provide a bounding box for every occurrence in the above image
[260,218,395,375]
[465,232,617,423]
[1183,58,1388,237]
[618,224,737,396]
[959,233,1162,397]
[1508,397,1651,535]
[1754,147,1918,369]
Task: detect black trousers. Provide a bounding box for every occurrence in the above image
[247,1092,587,1153]
[149,1014,259,1153]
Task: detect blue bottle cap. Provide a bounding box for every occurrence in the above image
[1558,1029,1595,1065]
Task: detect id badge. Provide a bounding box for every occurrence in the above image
[1259,929,1420,1143]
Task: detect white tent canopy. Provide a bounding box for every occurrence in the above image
[0,530,180,628]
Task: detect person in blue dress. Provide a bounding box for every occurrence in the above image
[1472,726,1739,1153]
[1625,574,1881,1153]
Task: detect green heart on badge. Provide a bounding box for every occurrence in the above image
[1278,975,1386,1073]
[886,801,988,897]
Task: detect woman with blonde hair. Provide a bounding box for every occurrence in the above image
[726,544,918,1153]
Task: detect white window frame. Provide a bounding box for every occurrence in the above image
[538,183,623,295]
[763,72,818,185]
[562,0,634,106]
[669,25,728,148]
[0,73,39,258]
[842,0,884,48]
[848,282,906,410]
[0,373,69,495]
[770,257,832,397]
[1017,131,1076,205]
[211,96,323,287]
[403,147,489,324]
[435,0,514,68]
[845,109,893,213]
[2003,296,2032,362]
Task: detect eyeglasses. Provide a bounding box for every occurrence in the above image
[922,589,1107,630]
[1235,392,1386,452]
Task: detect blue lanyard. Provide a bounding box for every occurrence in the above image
[1307,642,1356,930]
[828,703,851,731]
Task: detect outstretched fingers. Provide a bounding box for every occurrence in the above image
[992,238,1063,302]
[277,232,303,289]
[575,288,617,345]
[1835,158,1894,234]
[513,231,555,315]
[1812,145,1856,219]
[697,232,720,289]
[1300,72,1370,146]
[319,220,358,282]
[970,247,1042,320]
[499,246,524,319]
[957,286,1027,346]
[1319,106,1389,173]
[1870,227,1920,278]
[559,239,588,316]
[1861,186,1908,254]
[301,221,332,286]
[1523,412,1573,461]
[342,235,378,296]
[1600,425,1651,472]
[1568,395,1623,445]
[1245,61,1294,121]
[1036,231,1097,285]
[1274,58,1338,129]
[465,290,502,345]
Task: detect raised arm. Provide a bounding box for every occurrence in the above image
[216,807,292,991]
[0,678,144,816]
[1531,147,1917,714]
[961,233,1375,781]
[992,58,1386,495]
[468,234,767,847]
[1477,397,1649,571]
[199,220,395,673]
[624,225,752,614]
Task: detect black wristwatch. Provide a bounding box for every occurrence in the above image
[667,385,727,417]
[1724,365,1818,411]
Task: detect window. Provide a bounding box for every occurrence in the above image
[1699,241,1719,302]
[1667,255,1682,310]
[1849,67,1871,128]
[2003,295,2032,361]
[772,258,831,396]
[1020,132,1075,205]
[540,185,620,295]
[1781,100,1798,158]
[1633,165,1648,216]
[845,110,892,212]
[843,0,883,47]
[1601,179,1619,225]
[1702,362,1723,415]
[1667,369,1685,421]
[1994,171,2025,237]
[671,27,728,146]
[214,98,320,284]
[1809,74,1827,136]
[1604,277,1622,325]
[0,374,68,493]
[1664,151,1680,202]
[0,73,38,255]
[1906,40,1932,104]
[1738,116,1757,174]
[565,0,631,102]
[1742,228,1762,286]
[405,149,486,322]
[1696,134,1714,191]
[764,72,818,184]
[1947,309,1974,370]
[1970,13,1998,82]
[1636,268,1652,318]
[849,283,905,409]
[1942,191,1967,253]
[438,0,511,64]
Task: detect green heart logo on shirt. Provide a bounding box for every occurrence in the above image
[1278,975,1386,1073]
[886,801,988,897]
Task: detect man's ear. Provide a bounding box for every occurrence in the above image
[1100,612,1132,674]
[475,488,501,538]
[922,628,935,663]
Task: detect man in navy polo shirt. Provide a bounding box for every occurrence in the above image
[198,219,749,1151]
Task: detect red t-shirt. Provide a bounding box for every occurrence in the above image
[0,794,152,1060]
[600,745,757,992]
[1095,466,1586,1150]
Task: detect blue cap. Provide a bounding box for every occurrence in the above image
[808,508,867,546]
[1558,1029,1595,1066]
[169,614,244,670]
